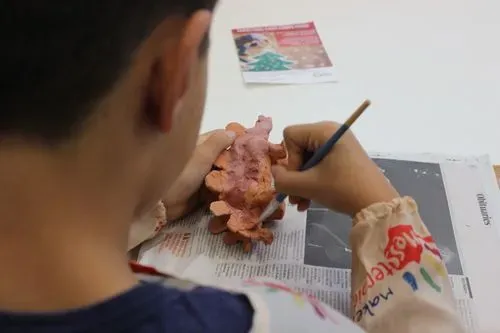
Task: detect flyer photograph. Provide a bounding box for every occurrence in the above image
[232,22,336,84]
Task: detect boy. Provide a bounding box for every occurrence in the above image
[0,2,464,332]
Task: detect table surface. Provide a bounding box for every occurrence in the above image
[200,0,500,163]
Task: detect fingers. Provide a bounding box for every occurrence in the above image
[289,196,310,210]
[283,122,340,171]
[283,122,341,149]
[296,199,311,212]
[197,129,225,145]
[282,126,306,172]
[274,122,341,205]
[272,165,318,200]
[164,130,235,205]
[289,196,300,205]
[192,130,235,169]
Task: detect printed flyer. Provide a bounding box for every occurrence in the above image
[232,22,336,84]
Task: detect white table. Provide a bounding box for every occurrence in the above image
[201,0,500,163]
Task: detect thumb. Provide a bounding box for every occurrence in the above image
[272,165,318,199]
[164,130,235,202]
[191,130,235,169]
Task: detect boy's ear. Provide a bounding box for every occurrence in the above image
[148,10,212,133]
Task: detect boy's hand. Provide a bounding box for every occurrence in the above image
[164,130,235,220]
[272,122,399,217]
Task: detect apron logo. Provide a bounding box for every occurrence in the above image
[352,224,441,309]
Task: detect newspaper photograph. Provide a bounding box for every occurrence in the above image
[232,22,336,84]
[139,153,500,333]
[305,159,462,275]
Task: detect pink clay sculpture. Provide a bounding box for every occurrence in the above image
[204,116,287,252]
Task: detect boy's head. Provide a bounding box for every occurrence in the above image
[0,1,216,220]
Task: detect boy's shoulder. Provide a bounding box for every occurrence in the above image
[132,263,365,333]
[0,263,253,333]
[126,262,255,332]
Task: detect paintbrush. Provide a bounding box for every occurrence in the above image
[259,99,371,222]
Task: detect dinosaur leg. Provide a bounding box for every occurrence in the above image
[208,215,229,234]
[240,227,274,245]
[205,171,227,194]
[213,150,231,169]
[264,202,286,221]
[210,201,232,216]
[226,210,263,234]
[224,232,253,252]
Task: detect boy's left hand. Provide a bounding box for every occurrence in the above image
[163,130,235,220]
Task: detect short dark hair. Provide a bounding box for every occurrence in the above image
[0,1,216,145]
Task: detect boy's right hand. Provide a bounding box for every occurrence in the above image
[272,122,399,217]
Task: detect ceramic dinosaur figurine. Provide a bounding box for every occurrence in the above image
[205,116,287,252]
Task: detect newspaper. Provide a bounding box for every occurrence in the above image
[139,153,500,333]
